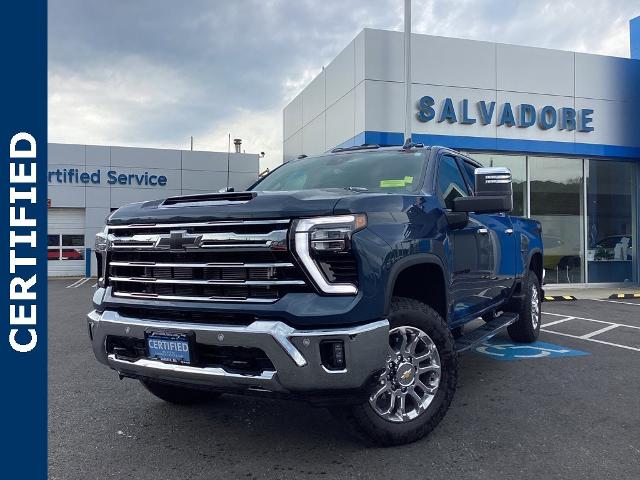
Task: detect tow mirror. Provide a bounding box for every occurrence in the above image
[453,167,513,214]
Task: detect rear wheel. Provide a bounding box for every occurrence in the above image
[507,271,542,343]
[336,297,457,446]
[141,379,222,405]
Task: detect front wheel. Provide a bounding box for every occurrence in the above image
[336,297,457,446]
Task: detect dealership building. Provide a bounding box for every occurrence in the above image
[47,143,259,277]
[283,18,640,286]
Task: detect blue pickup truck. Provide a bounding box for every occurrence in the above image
[88,143,543,446]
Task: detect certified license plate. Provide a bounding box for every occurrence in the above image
[146,331,192,364]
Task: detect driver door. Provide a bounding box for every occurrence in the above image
[437,154,495,321]
[458,157,516,305]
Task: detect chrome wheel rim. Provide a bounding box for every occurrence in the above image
[369,326,441,423]
[531,284,540,329]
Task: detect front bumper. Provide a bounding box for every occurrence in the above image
[87,310,389,394]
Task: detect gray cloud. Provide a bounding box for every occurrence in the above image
[48,0,639,169]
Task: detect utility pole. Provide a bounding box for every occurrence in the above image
[226,133,231,190]
[190,136,193,151]
[404,0,412,142]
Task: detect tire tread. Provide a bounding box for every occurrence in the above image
[337,297,457,446]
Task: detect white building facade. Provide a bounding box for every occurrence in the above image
[47,143,259,277]
[284,26,640,286]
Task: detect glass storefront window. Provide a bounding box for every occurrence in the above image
[466,153,527,217]
[48,234,86,261]
[48,235,60,247]
[460,151,637,284]
[62,234,84,246]
[587,160,636,283]
[529,157,584,284]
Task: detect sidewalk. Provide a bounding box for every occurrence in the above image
[544,284,640,300]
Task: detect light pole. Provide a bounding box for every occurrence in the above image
[404,0,412,142]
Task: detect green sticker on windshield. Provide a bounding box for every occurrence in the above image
[404,176,414,184]
[380,179,407,188]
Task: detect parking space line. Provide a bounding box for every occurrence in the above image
[65,277,92,288]
[540,329,640,353]
[543,312,640,331]
[75,278,92,287]
[65,278,85,288]
[541,316,575,328]
[580,324,619,339]
[592,299,640,307]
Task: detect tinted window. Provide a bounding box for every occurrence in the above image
[460,160,478,194]
[62,234,84,246]
[48,234,60,247]
[252,151,427,194]
[437,155,469,209]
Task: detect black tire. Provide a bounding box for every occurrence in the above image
[336,297,457,446]
[507,271,542,343]
[140,379,222,405]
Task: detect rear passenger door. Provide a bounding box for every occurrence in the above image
[437,154,495,321]
[458,157,516,304]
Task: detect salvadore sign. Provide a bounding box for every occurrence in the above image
[417,96,594,132]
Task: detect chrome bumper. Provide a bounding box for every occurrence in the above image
[87,310,389,393]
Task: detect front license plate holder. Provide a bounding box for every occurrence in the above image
[146,330,194,365]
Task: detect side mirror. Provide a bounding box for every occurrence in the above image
[453,167,513,214]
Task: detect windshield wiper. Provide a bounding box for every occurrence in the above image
[345,186,369,192]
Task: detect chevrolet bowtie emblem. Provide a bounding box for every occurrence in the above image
[401,370,412,381]
[156,230,202,250]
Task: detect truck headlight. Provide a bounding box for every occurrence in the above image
[293,214,366,294]
[94,229,109,287]
[94,231,109,252]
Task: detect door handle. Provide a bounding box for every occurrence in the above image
[477,228,489,235]
[505,228,514,235]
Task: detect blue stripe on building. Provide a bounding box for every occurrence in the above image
[332,131,640,160]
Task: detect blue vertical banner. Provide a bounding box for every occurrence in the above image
[1,0,48,478]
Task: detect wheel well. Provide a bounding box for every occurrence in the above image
[392,263,447,319]
[530,252,543,283]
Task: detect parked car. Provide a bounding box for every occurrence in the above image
[49,248,83,260]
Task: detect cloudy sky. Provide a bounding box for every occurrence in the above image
[49,0,639,170]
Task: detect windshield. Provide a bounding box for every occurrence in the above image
[251,150,427,193]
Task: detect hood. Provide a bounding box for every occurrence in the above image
[107,189,365,225]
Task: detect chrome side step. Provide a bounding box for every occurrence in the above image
[454,312,519,352]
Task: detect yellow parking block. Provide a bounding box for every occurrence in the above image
[609,293,640,299]
[544,295,577,302]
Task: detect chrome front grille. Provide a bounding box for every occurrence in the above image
[105,220,311,303]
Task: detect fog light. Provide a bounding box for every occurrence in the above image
[320,340,346,371]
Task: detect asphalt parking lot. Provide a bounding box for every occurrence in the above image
[49,279,640,480]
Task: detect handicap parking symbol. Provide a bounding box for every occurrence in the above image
[475,338,589,361]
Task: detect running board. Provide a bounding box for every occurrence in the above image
[454,312,519,352]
